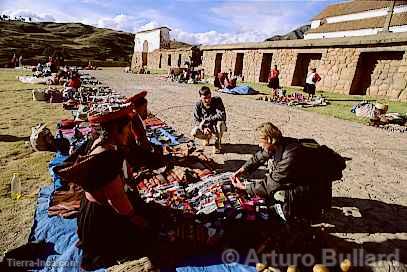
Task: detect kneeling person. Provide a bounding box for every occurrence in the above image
[231,122,340,222]
[191,86,227,153]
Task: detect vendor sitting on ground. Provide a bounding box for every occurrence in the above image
[191,86,227,154]
[214,72,227,89]
[56,107,153,269]
[125,91,164,169]
[231,122,337,222]
[66,72,81,90]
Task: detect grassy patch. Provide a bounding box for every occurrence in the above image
[196,80,407,124]
[147,68,168,75]
[0,68,69,254]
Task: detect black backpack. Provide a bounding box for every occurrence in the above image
[282,139,346,221]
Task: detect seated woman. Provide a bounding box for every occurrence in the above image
[214,72,228,89]
[225,77,237,89]
[125,91,165,170]
[56,106,154,270]
[66,73,81,90]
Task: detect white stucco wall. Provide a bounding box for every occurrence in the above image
[311,20,321,29]
[134,29,161,53]
[390,25,407,33]
[326,8,388,23]
[304,28,382,39]
[325,5,407,24]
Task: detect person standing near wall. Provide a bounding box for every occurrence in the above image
[268,65,280,95]
[303,68,321,99]
[18,55,23,67]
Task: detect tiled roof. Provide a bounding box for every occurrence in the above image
[313,0,407,20]
[307,12,407,33]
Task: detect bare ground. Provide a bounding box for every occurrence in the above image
[88,68,407,271]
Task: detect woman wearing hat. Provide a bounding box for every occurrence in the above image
[57,106,153,269]
[125,91,165,170]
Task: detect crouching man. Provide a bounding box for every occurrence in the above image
[231,122,345,223]
[191,86,227,154]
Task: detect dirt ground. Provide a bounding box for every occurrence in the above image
[88,68,407,271]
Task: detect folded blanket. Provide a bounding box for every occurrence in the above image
[48,183,83,218]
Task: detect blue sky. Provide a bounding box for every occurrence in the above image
[0,0,342,44]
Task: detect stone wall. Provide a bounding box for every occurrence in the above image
[389,53,407,100]
[200,46,407,101]
[134,39,407,101]
[318,48,359,94]
[367,55,403,97]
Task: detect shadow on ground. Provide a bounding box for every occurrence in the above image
[0,135,30,142]
[221,143,259,155]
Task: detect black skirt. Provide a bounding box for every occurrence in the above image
[303,83,316,95]
[268,77,279,89]
[77,194,158,267]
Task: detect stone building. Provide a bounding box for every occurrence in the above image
[131,1,407,101]
[200,33,407,101]
[131,26,201,72]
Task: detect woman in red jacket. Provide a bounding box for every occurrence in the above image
[57,106,157,269]
[67,73,81,90]
[268,65,280,94]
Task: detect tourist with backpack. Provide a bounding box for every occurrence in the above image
[230,122,345,223]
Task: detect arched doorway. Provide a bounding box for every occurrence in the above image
[142,40,148,66]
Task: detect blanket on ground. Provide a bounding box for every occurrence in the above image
[218,85,257,95]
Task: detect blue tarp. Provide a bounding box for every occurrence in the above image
[28,185,105,272]
[48,152,69,190]
[176,253,256,272]
[28,152,255,272]
[219,86,257,95]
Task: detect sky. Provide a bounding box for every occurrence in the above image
[0,0,342,45]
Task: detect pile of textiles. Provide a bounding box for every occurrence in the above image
[18,75,52,84]
[144,116,190,146]
[351,101,377,118]
[257,92,328,107]
[62,73,126,117]
[370,112,407,133]
[218,85,258,95]
[134,171,272,243]
[80,74,101,85]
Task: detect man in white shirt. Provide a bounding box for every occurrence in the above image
[304,68,321,99]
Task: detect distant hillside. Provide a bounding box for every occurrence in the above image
[265,24,311,41]
[0,21,136,66]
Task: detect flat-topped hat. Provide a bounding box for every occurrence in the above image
[88,105,133,125]
[125,91,147,104]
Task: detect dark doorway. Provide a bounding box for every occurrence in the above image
[159,54,162,68]
[168,54,172,66]
[234,53,244,77]
[350,51,404,95]
[142,40,148,66]
[177,54,182,67]
[214,53,222,76]
[259,53,273,82]
[291,53,322,86]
